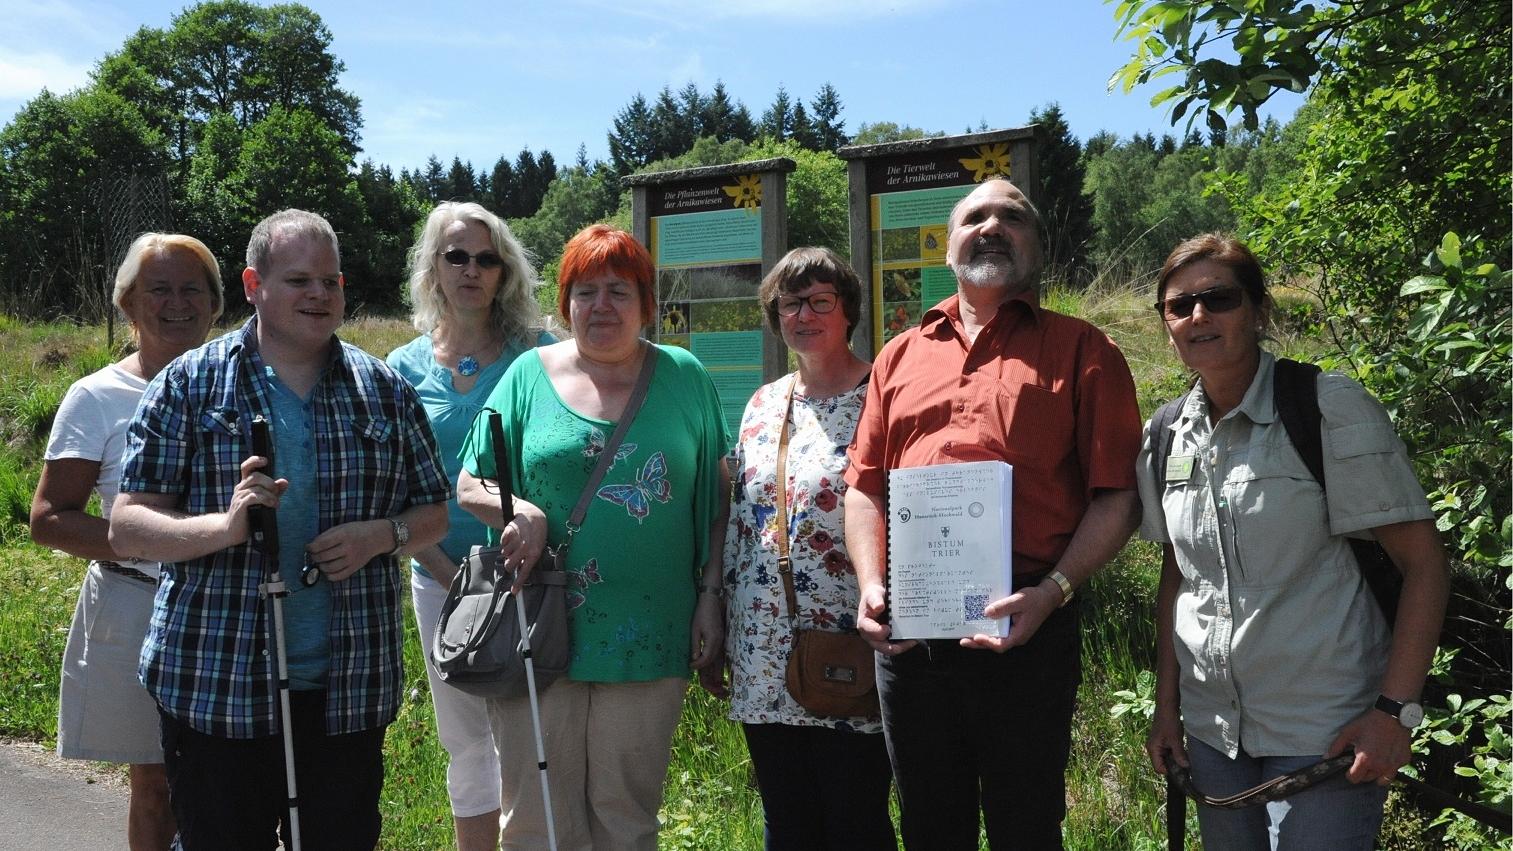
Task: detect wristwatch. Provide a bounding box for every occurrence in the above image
[1045,570,1075,608]
[389,518,410,556]
[1375,694,1425,729]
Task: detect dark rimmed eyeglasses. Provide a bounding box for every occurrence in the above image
[442,248,503,270]
[776,292,839,317]
[1154,286,1246,320]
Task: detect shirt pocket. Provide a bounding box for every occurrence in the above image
[191,407,243,511]
[341,415,400,509]
[1225,442,1330,588]
[997,381,1069,472]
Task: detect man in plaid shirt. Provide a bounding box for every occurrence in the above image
[111,209,450,850]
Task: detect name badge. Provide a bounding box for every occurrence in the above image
[1165,454,1195,482]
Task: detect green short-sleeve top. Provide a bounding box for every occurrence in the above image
[462,344,730,682]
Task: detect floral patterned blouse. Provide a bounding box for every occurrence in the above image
[722,373,881,731]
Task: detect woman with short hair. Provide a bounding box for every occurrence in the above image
[459,224,729,850]
[33,232,223,850]
[387,200,553,850]
[713,246,896,849]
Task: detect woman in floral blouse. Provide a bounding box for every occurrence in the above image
[710,247,895,848]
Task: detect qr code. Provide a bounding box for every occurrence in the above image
[963,593,989,622]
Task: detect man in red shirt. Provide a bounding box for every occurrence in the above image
[844,177,1142,848]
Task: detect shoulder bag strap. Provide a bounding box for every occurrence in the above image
[774,376,801,622]
[558,342,660,555]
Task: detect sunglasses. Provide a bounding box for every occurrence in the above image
[1154,286,1246,320]
[776,292,839,317]
[442,249,503,269]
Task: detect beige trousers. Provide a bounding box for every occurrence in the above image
[489,676,688,850]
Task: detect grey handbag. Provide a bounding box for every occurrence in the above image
[432,345,658,697]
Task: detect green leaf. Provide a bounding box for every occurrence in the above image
[1436,232,1462,268]
[1399,275,1447,296]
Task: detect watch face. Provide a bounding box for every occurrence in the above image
[1401,702,1425,728]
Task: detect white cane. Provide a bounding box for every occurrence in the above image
[250,416,303,851]
[514,585,558,851]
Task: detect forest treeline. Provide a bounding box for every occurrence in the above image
[0,1,1508,845]
[4,0,1292,319]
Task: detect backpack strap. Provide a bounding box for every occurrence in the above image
[1272,357,1402,624]
[1148,393,1189,491]
[1272,358,1325,485]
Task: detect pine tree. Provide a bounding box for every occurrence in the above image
[446,157,476,202]
[421,155,446,203]
[790,102,819,150]
[487,156,515,216]
[608,93,655,175]
[810,83,848,150]
[760,86,793,141]
[1027,103,1094,282]
[650,85,694,161]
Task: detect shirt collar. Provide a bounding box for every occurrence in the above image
[1188,350,1276,426]
[920,287,1042,339]
[232,315,349,379]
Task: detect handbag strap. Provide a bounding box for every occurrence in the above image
[775,376,801,621]
[558,342,659,555]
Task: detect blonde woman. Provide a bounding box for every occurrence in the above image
[387,201,553,850]
[33,233,222,849]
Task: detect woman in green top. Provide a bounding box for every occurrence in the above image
[459,224,729,850]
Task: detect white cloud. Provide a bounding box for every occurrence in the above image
[0,49,92,98]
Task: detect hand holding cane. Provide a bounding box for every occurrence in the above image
[250,416,304,851]
[491,413,558,851]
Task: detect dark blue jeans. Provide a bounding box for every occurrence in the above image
[159,690,386,851]
[742,722,897,850]
[878,601,1082,850]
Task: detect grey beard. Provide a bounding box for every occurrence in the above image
[954,255,1014,288]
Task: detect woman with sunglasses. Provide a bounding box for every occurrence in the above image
[704,247,894,848]
[1138,233,1448,848]
[33,232,222,849]
[387,201,554,851]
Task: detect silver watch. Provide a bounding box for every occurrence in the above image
[1375,694,1425,729]
[389,518,410,556]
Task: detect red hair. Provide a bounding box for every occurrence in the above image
[556,225,657,328]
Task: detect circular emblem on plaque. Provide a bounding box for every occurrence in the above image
[898,507,912,523]
[968,501,985,518]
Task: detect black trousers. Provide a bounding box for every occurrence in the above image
[159,690,386,851]
[742,721,897,850]
[878,601,1082,851]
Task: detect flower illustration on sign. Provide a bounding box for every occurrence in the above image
[959,143,1010,182]
[722,174,762,211]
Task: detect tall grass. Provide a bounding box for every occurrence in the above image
[0,298,1233,849]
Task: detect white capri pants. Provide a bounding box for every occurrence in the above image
[412,568,503,817]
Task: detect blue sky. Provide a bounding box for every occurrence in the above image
[1,0,1303,173]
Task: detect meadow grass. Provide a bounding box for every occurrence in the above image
[0,298,1226,849]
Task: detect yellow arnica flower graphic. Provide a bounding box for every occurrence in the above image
[959,143,1010,182]
[723,174,762,211]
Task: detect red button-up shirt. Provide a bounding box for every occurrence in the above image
[845,292,1141,574]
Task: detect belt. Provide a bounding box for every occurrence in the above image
[96,560,157,584]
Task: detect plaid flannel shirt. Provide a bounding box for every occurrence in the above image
[124,318,451,738]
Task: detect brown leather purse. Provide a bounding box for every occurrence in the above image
[774,377,879,718]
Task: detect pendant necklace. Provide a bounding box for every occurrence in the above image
[452,336,498,378]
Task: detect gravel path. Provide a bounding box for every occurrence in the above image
[0,739,130,850]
